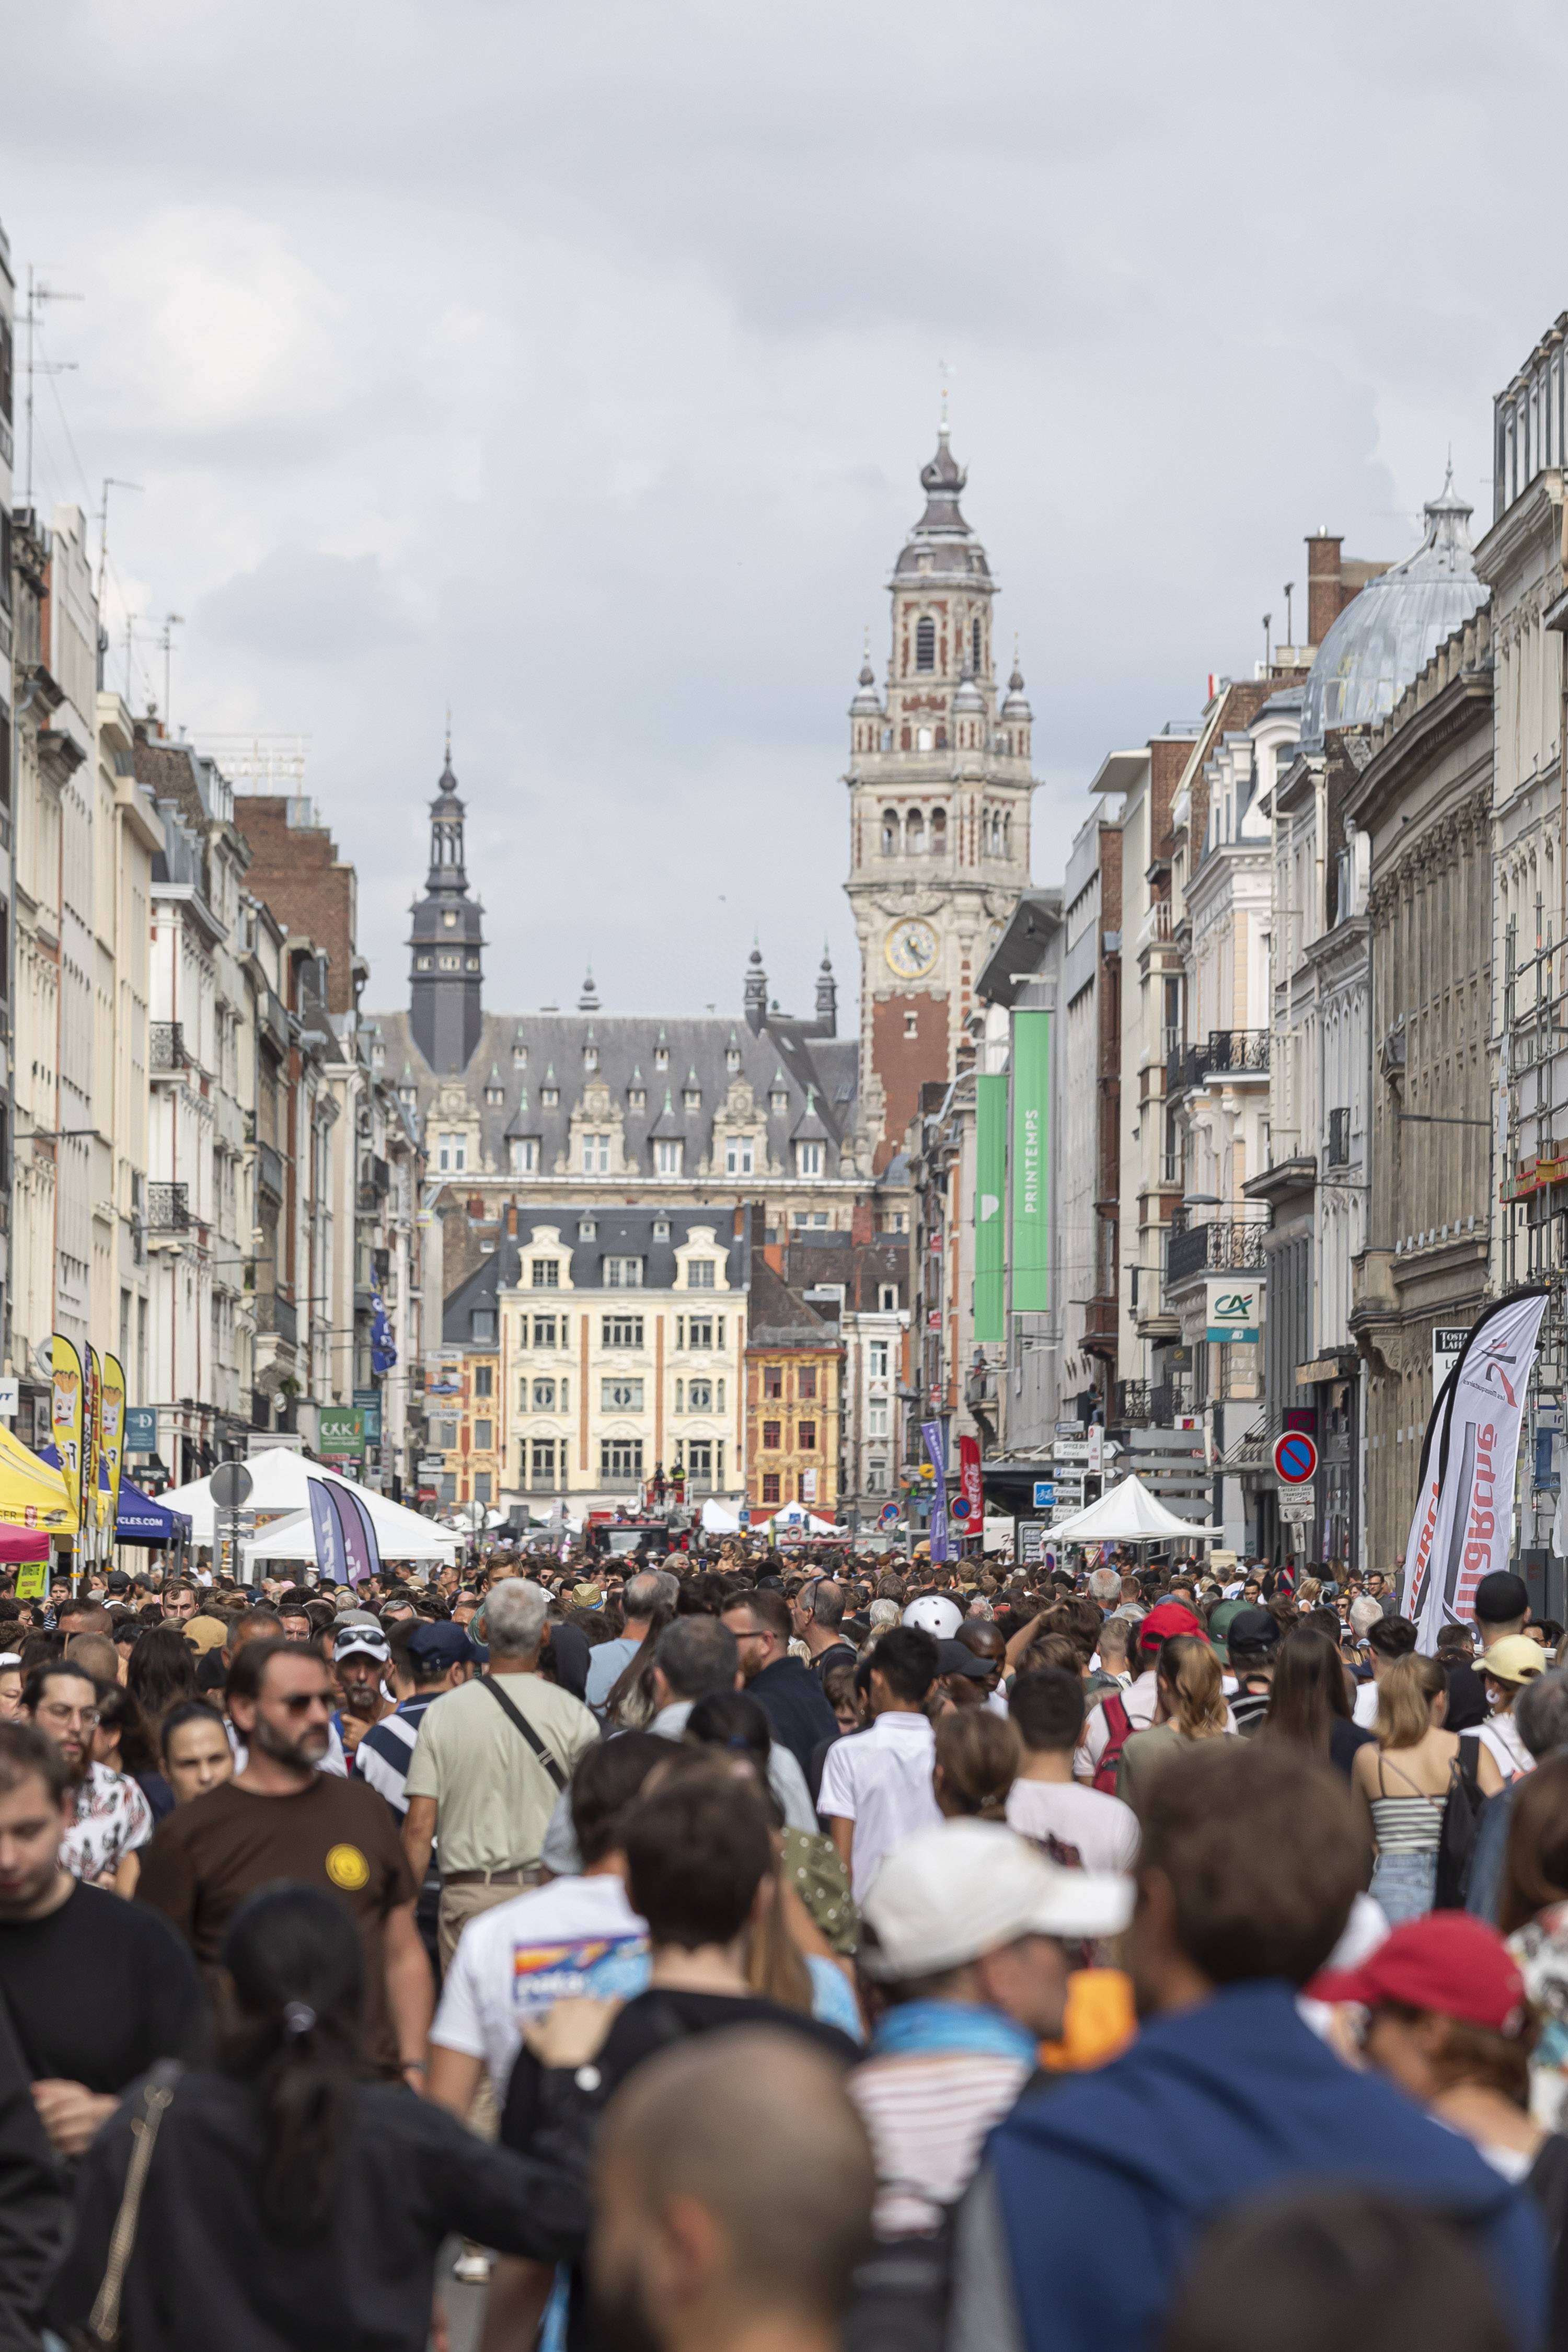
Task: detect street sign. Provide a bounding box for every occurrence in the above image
[124,1406,157,1455]
[951,1497,973,1521]
[0,1379,17,1420]
[211,1461,253,1510]
[1273,1431,1319,1484]
[737,1509,751,1528]
[318,1407,365,1460]
[1018,1519,1047,1563]
[879,1502,900,1527]
[1087,1424,1104,1474]
[1054,1442,1090,1463]
[1055,1421,1080,1436]
[1432,1325,1470,1393]
[1032,1480,1056,1508]
[1277,1495,1315,1525]
[353,1388,383,1444]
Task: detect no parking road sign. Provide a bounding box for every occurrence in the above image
[1273,1431,1319,1484]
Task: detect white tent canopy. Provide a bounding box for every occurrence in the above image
[1047,1473,1219,1547]
[760,1502,838,1535]
[161,1449,459,1564]
[700,1497,742,1534]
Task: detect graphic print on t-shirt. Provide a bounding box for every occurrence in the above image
[510,1932,649,2015]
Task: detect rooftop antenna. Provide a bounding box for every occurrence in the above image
[938,355,953,432]
[444,702,452,767]
[21,265,83,510]
[159,613,185,735]
[122,610,138,701]
[1262,612,1272,673]
[96,476,143,607]
[1283,581,1295,647]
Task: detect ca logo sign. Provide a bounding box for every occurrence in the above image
[1213,1293,1252,1320]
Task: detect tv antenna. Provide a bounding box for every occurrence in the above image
[21,266,83,509]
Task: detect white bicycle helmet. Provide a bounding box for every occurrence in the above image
[902,1594,964,1641]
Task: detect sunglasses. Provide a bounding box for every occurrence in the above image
[276,1691,334,1715]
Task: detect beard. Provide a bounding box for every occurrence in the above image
[250,1710,330,1773]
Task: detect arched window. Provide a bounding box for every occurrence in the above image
[905,810,925,855]
[972,616,982,672]
[881,810,899,855]
[916,616,936,672]
[931,809,948,855]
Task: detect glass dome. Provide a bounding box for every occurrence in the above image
[1299,470,1488,750]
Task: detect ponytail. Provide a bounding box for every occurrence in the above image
[220,1883,364,2235]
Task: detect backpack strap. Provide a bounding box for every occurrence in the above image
[479,1675,568,1792]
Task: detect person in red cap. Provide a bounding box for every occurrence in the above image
[1313,1911,1568,2246]
[1074,1602,1223,1793]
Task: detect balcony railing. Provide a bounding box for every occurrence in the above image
[253,1292,298,1345]
[1114,1377,1189,1425]
[1166,1028,1271,1099]
[256,1141,284,1202]
[1167,1218,1269,1286]
[146,1182,189,1233]
[149,1022,186,1073]
[1115,1379,1151,1422]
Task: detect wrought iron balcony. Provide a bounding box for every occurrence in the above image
[256,1141,284,1202]
[253,1292,298,1345]
[1166,1029,1271,1099]
[1115,1379,1151,1422]
[146,1182,189,1232]
[149,1022,186,1073]
[1166,1218,1268,1286]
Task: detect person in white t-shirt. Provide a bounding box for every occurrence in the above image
[818,1627,941,1901]
[425,1730,666,2113]
[1006,1667,1140,1874]
[1351,1608,1414,1730]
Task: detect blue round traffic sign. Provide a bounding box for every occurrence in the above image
[879,1503,899,1527]
[1273,1432,1318,1484]
[951,1497,973,1521]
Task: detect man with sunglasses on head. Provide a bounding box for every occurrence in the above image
[21,1661,152,1897]
[137,1638,433,2086]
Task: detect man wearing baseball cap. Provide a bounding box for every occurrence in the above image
[357,1621,477,1823]
[330,1623,396,1769]
[1073,1600,1213,1787]
[1447,1571,1533,1735]
[1225,1606,1282,1737]
[853,1820,1132,2241]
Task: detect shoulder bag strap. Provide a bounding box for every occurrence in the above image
[87,2060,182,2348]
[480,1675,568,1793]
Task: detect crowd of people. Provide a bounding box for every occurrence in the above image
[0,1537,1566,2348]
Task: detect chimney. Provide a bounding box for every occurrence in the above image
[1306,534,1343,651]
[851,1199,873,1246]
[505,1202,518,1238]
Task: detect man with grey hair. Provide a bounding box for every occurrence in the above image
[1086,1567,1121,1610]
[402,1578,599,1966]
[792,1579,857,1682]
[1467,1667,1568,1923]
[585,1570,669,1716]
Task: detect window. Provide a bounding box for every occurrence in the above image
[763,1421,781,1449]
[583,1044,598,1071]
[915,728,933,753]
[717,1378,725,1412]
[474,1418,494,1449]
[687,1258,716,1289]
[972,616,982,672]
[866,1462,885,1494]
[541,1086,559,1107]
[770,1088,788,1113]
[795,1141,823,1178]
[763,1365,782,1399]
[653,1044,669,1070]
[882,810,899,855]
[474,1365,493,1398]
[601,1437,644,1480]
[485,1086,504,1106]
[684,1314,714,1350]
[510,1138,538,1174]
[682,1087,700,1112]
[906,811,925,853]
[532,1259,560,1288]
[437,1473,456,1504]
[725,1137,754,1177]
[513,1040,528,1067]
[579,1219,596,1239]
[653,1217,670,1239]
[798,1366,817,1400]
[726,1045,742,1072]
[916,615,936,671]
[605,1256,643,1287]
[655,1139,683,1176]
[869,1340,889,1378]
[470,1469,491,1502]
[470,1309,496,1344]
[531,1378,556,1410]
[688,1378,713,1411]
[674,1378,685,1412]
[762,1473,781,1505]
[582,1133,611,1174]
[931,808,947,854]
[533,1313,558,1346]
[530,1438,556,1485]
[602,1377,644,1411]
[603,1315,644,1348]
[799,1421,817,1451]
[438,1133,466,1173]
[432,1419,459,1450]
[879,1284,899,1311]
[904,1010,918,1037]
[868,1402,889,1437]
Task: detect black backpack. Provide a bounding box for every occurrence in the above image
[1434,1739,1485,1909]
[844,2204,959,2352]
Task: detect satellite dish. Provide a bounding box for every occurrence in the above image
[30,1342,54,1385]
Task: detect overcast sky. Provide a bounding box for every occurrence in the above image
[9,0,1567,1025]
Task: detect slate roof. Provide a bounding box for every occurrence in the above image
[442,1207,751,1343]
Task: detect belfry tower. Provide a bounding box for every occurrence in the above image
[409,742,486,1074]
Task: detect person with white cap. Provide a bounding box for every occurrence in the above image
[852,1819,1132,2239]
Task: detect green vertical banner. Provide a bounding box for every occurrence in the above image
[1009,1009,1053,1313]
[974,1074,1007,1342]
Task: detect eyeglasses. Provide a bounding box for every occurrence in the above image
[38,1702,100,1730]
[276,1691,334,1716]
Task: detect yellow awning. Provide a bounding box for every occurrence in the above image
[0,1427,75,1531]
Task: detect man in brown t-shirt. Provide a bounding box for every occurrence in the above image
[137,1639,431,2083]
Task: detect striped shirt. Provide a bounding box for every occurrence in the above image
[849,2053,1031,2236]
[358,1693,441,1818]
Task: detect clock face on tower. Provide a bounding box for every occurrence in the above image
[884,919,939,980]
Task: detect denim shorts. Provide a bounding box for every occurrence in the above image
[1370,1849,1437,1926]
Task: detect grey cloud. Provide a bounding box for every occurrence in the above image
[198,549,414,664]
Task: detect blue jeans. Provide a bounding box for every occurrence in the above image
[1370,1849,1437,1926]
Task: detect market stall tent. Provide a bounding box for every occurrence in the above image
[115,1480,193,1548]
[159,1450,458,1564]
[1046,1474,1220,1547]
[0,1433,74,1533]
[699,1497,742,1534]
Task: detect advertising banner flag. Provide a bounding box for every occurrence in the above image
[50,1337,85,1531]
[923,1420,949,1565]
[101,1358,127,1535]
[307,1478,346,1584]
[974,1073,1007,1343]
[959,1434,983,1519]
[328,1481,382,1588]
[85,1350,103,1546]
[1402,1290,1548,1650]
[1008,1010,1053,1315]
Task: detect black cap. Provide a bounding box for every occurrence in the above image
[936,1638,993,1681]
[1475,1571,1529,1627]
[1226,1605,1281,1658]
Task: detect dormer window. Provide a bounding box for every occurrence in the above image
[442,909,458,929]
[416,954,432,972]
[770,1089,788,1114]
[512,1040,527,1067]
[579,1219,597,1240]
[795,1140,824,1178]
[653,1218,670,1240]
[726,1047,741,1072]
[541,1086,559,1108]
[399,1085,417,1105]
[584,1045,598,1071]
[628,1087,647,1111]
[485,1086,504,1106]
[682,1087,700,1111]
[653,1046,669,1071]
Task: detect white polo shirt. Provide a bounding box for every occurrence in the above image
[817,1710,940,1901]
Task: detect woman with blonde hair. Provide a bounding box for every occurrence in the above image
[1116,1635,1230,1811]
[1350,1652,1459,1926]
